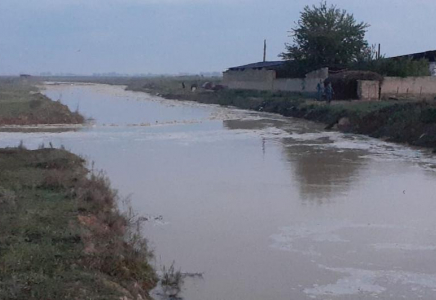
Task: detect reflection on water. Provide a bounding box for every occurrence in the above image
[2,84,436,300]
[283,143,365,203]
[224,118,365,203]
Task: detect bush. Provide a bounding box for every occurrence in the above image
[352,57,430,77]
[421,108,436,124]
[161,262,183,298]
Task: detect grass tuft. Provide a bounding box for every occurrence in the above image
[161,262,184,298]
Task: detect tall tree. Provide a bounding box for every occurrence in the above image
[281,2,369,71]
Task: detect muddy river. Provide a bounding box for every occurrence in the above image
[2,83,436,300]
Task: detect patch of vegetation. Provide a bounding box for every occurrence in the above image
[0,77,84,126]
[161,263,183,298]
[352,57,430,77]
[0,147,157,299]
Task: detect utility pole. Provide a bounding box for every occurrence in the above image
[378,44,381,59]
[263,39,267,62]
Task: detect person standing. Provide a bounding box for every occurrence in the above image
[326,83,334,104]
[316,81,325,101]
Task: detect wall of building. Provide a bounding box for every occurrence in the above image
[223,69,276,90]
[358,80,380,100]
[381,76,436,100]
[273,78,321,93]
[224,80,275,91]
[223,69,275,82]
[430,62,436,76]
[223,68,327,93]
[305,68,329,79]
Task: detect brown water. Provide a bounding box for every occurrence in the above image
[2,83,436,300]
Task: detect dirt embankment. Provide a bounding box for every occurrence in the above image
[0,93,85,125]
[0,148,157,299]
[0,78,85,126]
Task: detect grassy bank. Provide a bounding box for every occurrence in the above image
[0,77,84,125]
[0,148,157,299]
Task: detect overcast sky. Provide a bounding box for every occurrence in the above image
[0,0,435,75]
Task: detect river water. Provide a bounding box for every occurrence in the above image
[2,83,436,300]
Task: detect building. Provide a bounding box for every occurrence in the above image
[223,51,436,100]
[222,61,328,93]
[223,61,285,90]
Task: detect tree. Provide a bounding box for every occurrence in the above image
[281,2,369,73]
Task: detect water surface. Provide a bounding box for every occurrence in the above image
[1,83,436,300]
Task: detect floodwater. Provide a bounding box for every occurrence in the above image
[2,83,436,300]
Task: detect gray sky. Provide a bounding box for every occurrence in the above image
[0,0,435,75]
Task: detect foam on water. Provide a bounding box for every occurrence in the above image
[305,266,436,297]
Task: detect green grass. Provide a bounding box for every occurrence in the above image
[0,148,157,300]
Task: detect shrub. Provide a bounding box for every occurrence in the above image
[352,57,430,77]
[161,262,183,298]
[421,108,436,124]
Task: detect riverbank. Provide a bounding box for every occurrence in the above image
[124,77,436,150]
[0,147,157,299]
[0,77,84,126]
[39,76,436,150]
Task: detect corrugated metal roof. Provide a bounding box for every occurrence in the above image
[228,61,285,71]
